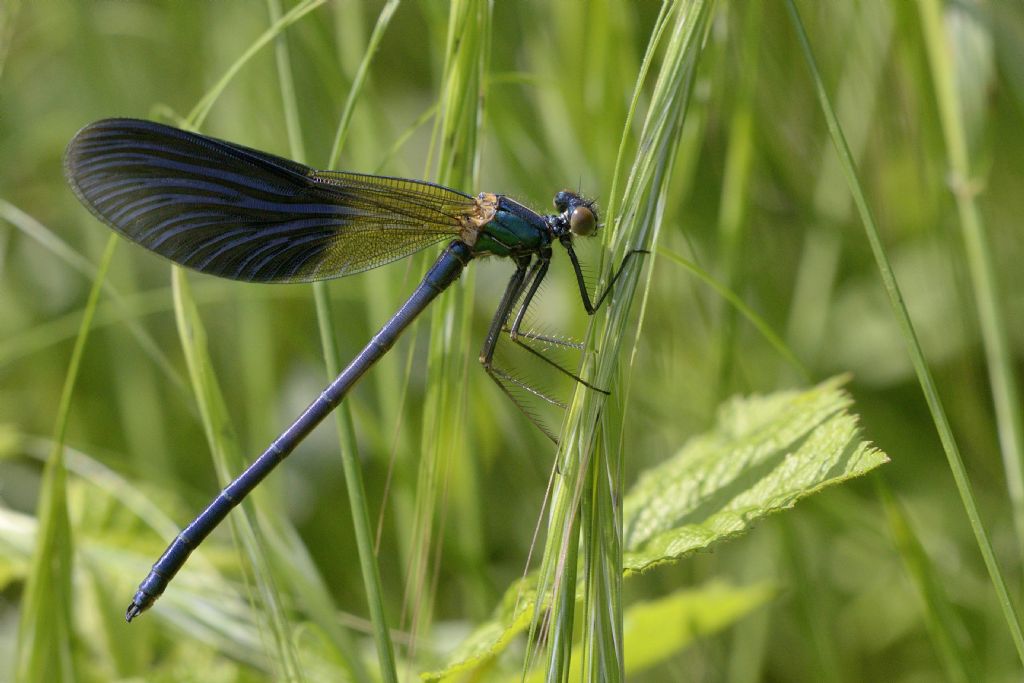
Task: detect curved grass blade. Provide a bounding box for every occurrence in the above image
[171,268,302,679]
[14,235,117,682]
[529,1,715,679]
[919,0,1024,571]
[267,0,404,678]
[657,246,808,379]
[782,0,1024,666]
[0,198,184,391]
[186,0,327,126]
[401,0,491,667]
[266,0,393,679]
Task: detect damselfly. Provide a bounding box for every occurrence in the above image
[64,119,644,621]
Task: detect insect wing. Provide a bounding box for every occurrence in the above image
[65,119,473,282]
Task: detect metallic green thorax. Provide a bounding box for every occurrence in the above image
[472,199,550,258]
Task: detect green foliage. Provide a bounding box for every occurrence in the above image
[623,376,885,569]
[2,0,1022,681]
[425,377,883,680]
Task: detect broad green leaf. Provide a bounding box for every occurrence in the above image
[510,581,775,682]
[424,376,887,680]
[619,582,774,676]
[624,374,886,570]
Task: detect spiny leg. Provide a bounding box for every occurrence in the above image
[479,256,563,443]
[500,249,584,350]
[501,328,584,351]
[485,365,563,443]
[480,245,647,439]
[505,248,609,394]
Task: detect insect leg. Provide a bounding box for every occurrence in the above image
[564,244,649,314]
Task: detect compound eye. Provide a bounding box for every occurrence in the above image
[553,190,572,212]
[569,205,596,236]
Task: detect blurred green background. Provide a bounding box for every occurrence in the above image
[2,0,1024,680]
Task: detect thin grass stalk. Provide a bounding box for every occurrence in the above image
[0,0,20,80]
[530,2,715,679]
[186,0,326,126]
[780,1,892,385]
[524,1,673,671]
[577,0,713,672]
[658,247,808,377]
[773,7,891,671]
[0,281,313,369]
[725,528,776,683]
[545,496,582,683]
[171,268,302,680]
[296,0,402,679]
[265,1,385,679]
[783,0,1024,666]
[1,196,181,512]
[156,5,340,674]
[400,0,490,664]
[712,0,761,401]
[918,0,1024,574]
[877,479,974,683]
[0,198,184,391]
[326,1,400,169]
[581,424,624,681]
[779,519,844,681]
[14,233,117,682]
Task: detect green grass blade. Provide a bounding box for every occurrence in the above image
[783,0,1024,666]
[657,246,808,378]
[0,198,184,391]
[7,436,274,670]
[326,0,401,169]
[186,0,327,128]
[780,1,893,386]
[405,0,490,662]
[267,1,400,680]
[712,0,762,401]
[14,232,116,682]
[531,1,716,680]
[778,519,844,683]
[171,268,302,680]
[0,0,19,79]
[879,481,974,683]
[918,0,1024,570]
[138,3,334,676]
[0,281,310,369]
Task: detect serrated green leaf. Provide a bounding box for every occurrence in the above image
[423,376,887,680]
[623,374,887,570]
